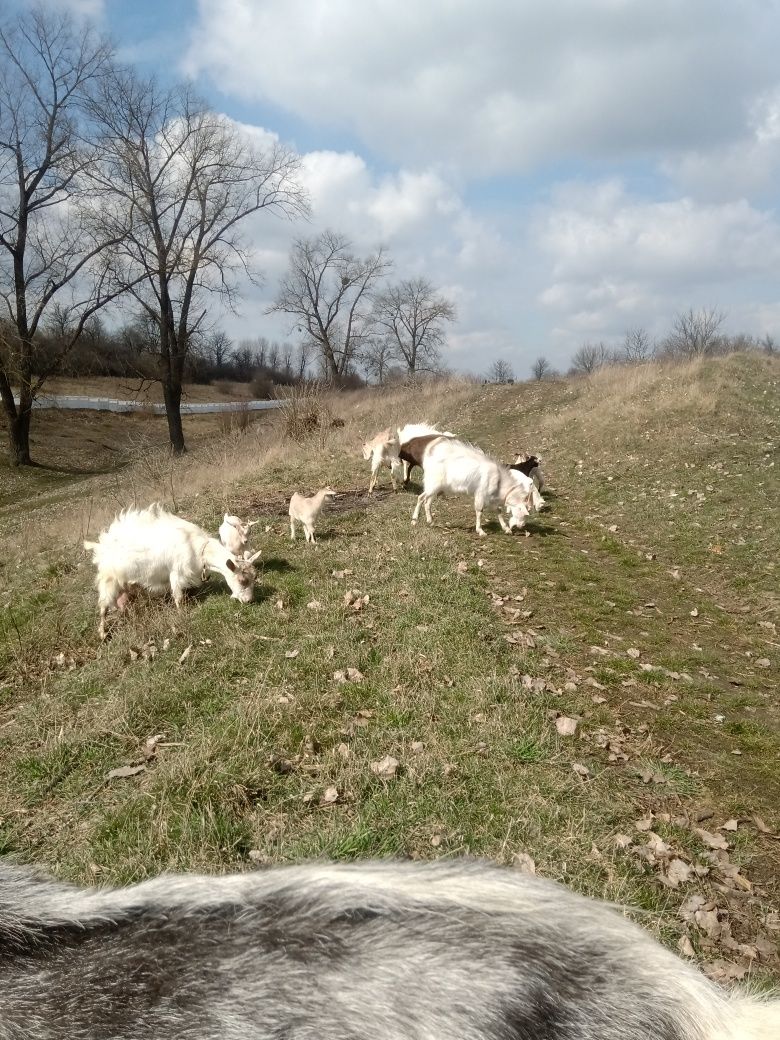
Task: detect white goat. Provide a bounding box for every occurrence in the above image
[509,467,546,513]
[84,504,261,639]
[362,428,402,494]
[289,487,336,544]
[218,513,259,557]
[397,423,455,484]
[411,438,538,537]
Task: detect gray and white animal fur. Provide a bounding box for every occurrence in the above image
[0,858,777,1040]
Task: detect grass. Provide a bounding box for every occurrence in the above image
[0,354,778,984]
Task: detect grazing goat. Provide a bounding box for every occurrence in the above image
[289,487,335,543]
[509,467,546,515]
[411,437,537,536]
[512,452,545,490]
[218,513,259,557]
[362,428,402,494]
[397,422,455,485]
[1,858,777,1040]
[84,504,260,639]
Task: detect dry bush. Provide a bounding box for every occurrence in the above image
[275,381,332,444]
[218,403,251,436]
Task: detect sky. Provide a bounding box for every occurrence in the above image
[37,0,780,375]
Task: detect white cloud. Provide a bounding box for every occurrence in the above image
[185,0,780,175]
[536,180,780,346]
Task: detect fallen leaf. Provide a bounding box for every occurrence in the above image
[694,827,730,850]
[720,819,739,832]
[370,755,400,779]
[106,765,145,780]
[284,649,300,659]
[336,743,350,760]
[178,645,192,666]
[511,851,536,874]
[755,658,771,669]
[555,716,578,737]
[306,600,324,611]
[663,858,693,889]
[319,786,339,806]
[572,762,590,778]
[410,740,425,753]
[678,935,696,958]
[456,560,468,573]
[627,648,641,659]
[142,734,165,760]
[690,608,699,618]
[614,833,633,849]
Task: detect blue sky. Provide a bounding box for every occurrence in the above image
[38,1,780,373]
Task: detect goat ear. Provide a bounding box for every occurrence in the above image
[226,558,237,572]
[223,513,229,522]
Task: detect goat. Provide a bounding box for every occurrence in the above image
[218,513,259,557]
[397,422,455,485]
[362,428,402,494]
[289,487,336,543]
[511,452,544,491]
[411,437,537,536]
[509,467,546,516]
[0,858,776,1040]
[83,504,260,639]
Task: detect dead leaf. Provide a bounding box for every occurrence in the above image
[694,827,730,850]
[755,658,771,669]
[555,716,578,737]
[627,647,641,659]
[319,786,339,806]
[690,608,699,618]
[106,764,145,780]
[178,645,192,666]
[720,819,739,832]
[284,649,300,659]
[678,935,696,958]
[456,560,468,573]
[142,734,165,760]
[370,755,400,779]
[663,858,693,889]
[306,600,324,611]
[614,833,633,849]
[410,740,425,753]
[511,851,536,874]
[336,743,350,760]
[572,762,590,778]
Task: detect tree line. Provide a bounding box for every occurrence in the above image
[0,9,456,466]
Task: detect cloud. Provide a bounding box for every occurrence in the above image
[185,0,780,176]
[536,180,780,345]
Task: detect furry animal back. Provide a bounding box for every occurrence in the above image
[0,858,776,1040]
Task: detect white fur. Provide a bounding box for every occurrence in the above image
[289,488,335,544]
[397,423,456,482]
[362,428,402,494]
[218,514,258,557]
[509,468,546,514]
[84,504,260,638]
[411,439,534,537]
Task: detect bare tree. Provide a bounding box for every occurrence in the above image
[621,327,653,364]
[488,359,514,383]
[89,71,307,453]
[372,277,455,375]
[760,333,776,355]
[0,9,117,466]
[270,230,390,380]
[569,342,609,376]
[662,307,726,359]
[362,337,396,384]
[531,356,551,381]
[207,331,233,370]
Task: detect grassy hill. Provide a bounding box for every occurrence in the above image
[0,354,778,987]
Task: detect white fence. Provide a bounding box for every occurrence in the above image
[14,395,281,415]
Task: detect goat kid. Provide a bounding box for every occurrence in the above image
[218,514,259,558]
[411,437,532,536]
[289,487,336,544]
[397,423,455,485]
[1,858,777,1040]
[362,428,402,494]
[84,504,260,639]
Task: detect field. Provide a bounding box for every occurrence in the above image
[0,354,778,987]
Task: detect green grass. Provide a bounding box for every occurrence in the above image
[0,353,778,982]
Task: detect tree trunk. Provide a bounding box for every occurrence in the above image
[7,407,32,466]
[162,379,186,455]
[0,375,33,466]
